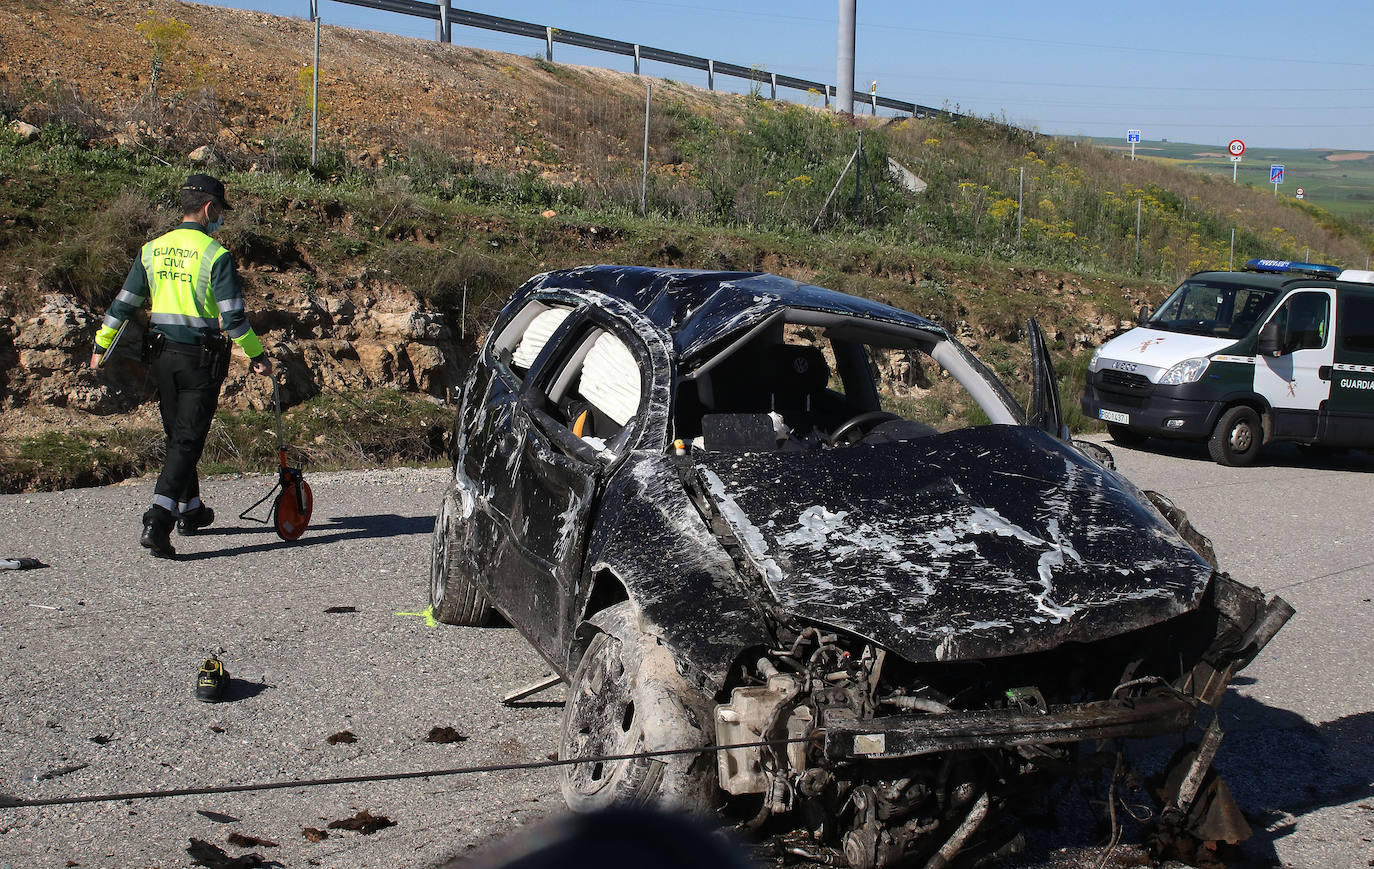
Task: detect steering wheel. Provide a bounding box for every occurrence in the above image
[828,410,901,447]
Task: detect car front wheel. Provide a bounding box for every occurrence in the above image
[429,480,492,626]
[559,602,717,813]
[1208,406,1261,466]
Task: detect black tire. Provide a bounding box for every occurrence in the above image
[559,602,717,813]
[429,480,492,626]
[1208,406,1262,466]
[1106,423,1146,446]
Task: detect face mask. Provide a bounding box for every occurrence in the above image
[206,212,223,233]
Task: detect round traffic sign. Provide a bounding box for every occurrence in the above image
[1296,188,1305,199]
[1228,139,1246,157]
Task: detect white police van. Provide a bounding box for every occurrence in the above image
[1081,259,1374,465]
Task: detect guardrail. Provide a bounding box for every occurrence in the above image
[329,0,956,120]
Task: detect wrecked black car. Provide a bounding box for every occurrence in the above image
[429,266,1292,866]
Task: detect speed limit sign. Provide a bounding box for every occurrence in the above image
[1228,139,1246,157]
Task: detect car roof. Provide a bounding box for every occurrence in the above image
[521,265,947,361]
[1186,270,1339,291]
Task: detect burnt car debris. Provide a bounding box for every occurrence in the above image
[429,266,1292,867]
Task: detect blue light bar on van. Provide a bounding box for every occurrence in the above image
[1243,258,1343,278]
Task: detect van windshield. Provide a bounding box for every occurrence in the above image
[1148,281,1278,338]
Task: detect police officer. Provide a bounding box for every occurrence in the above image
[89,174,273,558]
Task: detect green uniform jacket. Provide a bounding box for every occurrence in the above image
[93,222,265,359]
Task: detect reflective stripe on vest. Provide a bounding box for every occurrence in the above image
[142,228,228,327]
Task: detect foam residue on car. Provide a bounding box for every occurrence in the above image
[693,426,1215,663]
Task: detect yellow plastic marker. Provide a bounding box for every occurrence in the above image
[396,605,437,627]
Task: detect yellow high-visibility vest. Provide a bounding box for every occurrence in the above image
[142,227,228,331]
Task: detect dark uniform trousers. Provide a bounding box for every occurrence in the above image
[153,340,227,509]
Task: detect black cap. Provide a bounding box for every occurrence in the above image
[181,173,232,210]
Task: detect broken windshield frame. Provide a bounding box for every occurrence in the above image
[1148,280,1280,339]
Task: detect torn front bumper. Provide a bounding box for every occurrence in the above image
[824,694,1196,761]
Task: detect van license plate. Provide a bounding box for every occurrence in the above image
[1099,409,1129,424]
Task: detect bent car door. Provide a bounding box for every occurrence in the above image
[467,299,579,592]
[1255,289,1335,440]
[498,316,650,662]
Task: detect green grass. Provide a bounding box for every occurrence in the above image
[1087,137,1374,224]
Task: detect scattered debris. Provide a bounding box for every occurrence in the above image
[323,606,357,614]
[326,809,395,834]
[37,763,88,781]
[89,734,113,745]
[424,726,467,744]
[1,557,47,570]
[325,730,357,744]
[500,674,563,705]
[26,604,62,611]
[210,726,226,734]
[301,828,329,842]
[186,837,275,868]
[197,810,240,824]
[226,832,278,849]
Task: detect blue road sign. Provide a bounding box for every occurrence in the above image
[1127,129,1141,143]
[1271,164,1285,184]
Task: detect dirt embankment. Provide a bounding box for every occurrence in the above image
[0,0,1152,448]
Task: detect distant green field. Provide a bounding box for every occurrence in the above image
[1087,138,1374,221]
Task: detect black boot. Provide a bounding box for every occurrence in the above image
[177,504,215,536]
[140,506,176,559]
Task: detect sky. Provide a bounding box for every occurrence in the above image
[194,0,1374,152]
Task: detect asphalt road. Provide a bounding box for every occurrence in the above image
[0,441,1370,868]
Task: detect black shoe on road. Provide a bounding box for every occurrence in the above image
[196,657,228,703]
[140,508,176,559]
[177,505,215,536]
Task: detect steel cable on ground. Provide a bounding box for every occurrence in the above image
[0,737,812,810]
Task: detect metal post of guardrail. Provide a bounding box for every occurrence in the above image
[545,26,554,61]
[1136,198,1142,265]
[1017,167,1024,247]
[824,85,831,108]
[437,0,451,43]
[641,83,651,216]
[309,0,319,166]
[633,44,641,75]
[707,59,715,91]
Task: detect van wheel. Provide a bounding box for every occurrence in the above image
[1107,423,1145,446]
[1208,406,1261,466]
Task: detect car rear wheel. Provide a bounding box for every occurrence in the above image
[1208,406,1261,466]
[1106,423,1146,446]
[559,602,717,813]
[429,480,492,626]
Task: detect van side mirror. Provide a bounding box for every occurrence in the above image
[1256,321,1284,357]
[1137,304,1151,326]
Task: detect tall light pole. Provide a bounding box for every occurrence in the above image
[310,0,319,166]
[836,0,855,114]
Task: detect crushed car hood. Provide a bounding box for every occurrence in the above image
[694,426,1215,662]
